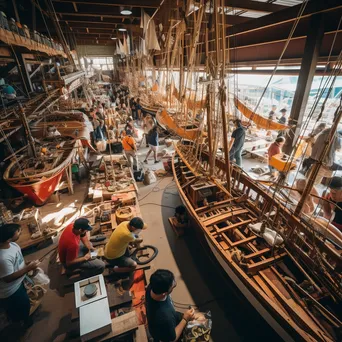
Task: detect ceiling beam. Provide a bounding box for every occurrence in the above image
[224,0,287,13]
[57,12,140,19]
[52,0,158,8]
[227,0,342,37]
[72,2,78,12]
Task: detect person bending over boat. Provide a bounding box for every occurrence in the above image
[229,119,246,167]
[104,217,146,273]
[267,136,285,178]
[323,176,342,232]
[145,269,195,342]
[58,218,105,277]
[0,224,40,326]
[122,129,139,170]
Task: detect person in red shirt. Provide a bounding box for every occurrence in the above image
[58,218,105,277]
[267,136,285,178]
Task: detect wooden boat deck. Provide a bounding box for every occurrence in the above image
[172,143,341,342]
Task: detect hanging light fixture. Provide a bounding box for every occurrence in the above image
[111,37,117,40]
[120,6,132,15]
[118,26,127,32]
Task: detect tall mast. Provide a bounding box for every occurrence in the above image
[205,26,214,176]
[295,102,342,215]
[215,0,231,192]
[17,102,37,158]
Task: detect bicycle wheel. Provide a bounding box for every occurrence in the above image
[130,245,158,265]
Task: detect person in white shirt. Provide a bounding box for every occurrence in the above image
[0,224,40,325]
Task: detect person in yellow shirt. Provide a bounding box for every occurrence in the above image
[122,129,139,170]
[104,217,147,273]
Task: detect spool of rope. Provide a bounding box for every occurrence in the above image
[116,207,134,224]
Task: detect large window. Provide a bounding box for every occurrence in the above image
[80,57,114,71]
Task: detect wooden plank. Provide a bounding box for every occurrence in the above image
[97,311,139,341]
[203,209,248,227]
[195,197,238,213]
[181,176,197,189]
[215,219,252,233]
[247,252,287,274]
[230,235,257,247]
[244,248,270,260]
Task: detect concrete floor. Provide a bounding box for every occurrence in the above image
[0,142,282,342]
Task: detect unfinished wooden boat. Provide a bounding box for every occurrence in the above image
[30,111,92,143]
[4,137,77,205]
[172,142,341,342]
[156,109,204,140]
[234,96,289,131]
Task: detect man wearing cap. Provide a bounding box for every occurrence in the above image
[58,218,105,277]
[277,108,287,125]
[323,176,342,231]
[122,129,139,170]
[104,217,147,273]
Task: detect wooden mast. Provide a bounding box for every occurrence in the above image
[205,26,214,176]
[215,0,230,191]
[295,101,342,215]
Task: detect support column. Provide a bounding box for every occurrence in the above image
[16,53,33,96]
[283,14,324,155]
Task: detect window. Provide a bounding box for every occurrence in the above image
[87,57,114,72]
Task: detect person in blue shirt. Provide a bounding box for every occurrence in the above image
[229,119,246,167]
[144,126,159,164]
[94,120,107,152]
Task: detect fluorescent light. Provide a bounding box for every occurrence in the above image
[120,6,132,15]
[111,37,117,40]
[121,9,132,15]
[118,28,127,32]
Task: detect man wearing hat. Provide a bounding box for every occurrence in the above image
[104,217,147,273]
[58,218,105,277]
[323,176,342,231]
[277,108,287,125]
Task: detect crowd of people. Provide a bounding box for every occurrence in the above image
[87,85,160,168]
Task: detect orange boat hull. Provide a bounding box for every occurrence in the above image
[234,97,289,131]
[8,167,66,205]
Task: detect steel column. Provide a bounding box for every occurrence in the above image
[283,14,325,155]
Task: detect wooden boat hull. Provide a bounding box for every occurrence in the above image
[30,121,91,142]
[156,109,203,140]
[4,139,77,205]
[172,143,340,342]
[7,166,66,205]
[234,97,289,131]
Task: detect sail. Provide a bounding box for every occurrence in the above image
[156,110,203,140]
[234,96,289,130]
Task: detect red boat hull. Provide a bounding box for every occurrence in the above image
[9,167,66,205]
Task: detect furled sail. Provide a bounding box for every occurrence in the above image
[234,96,289,130]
